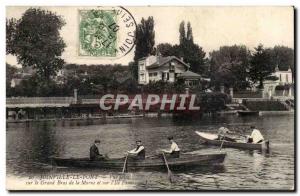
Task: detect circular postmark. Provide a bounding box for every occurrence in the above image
[79,6,137,59]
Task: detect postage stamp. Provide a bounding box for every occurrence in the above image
[79,10,118,57]
[78,7,136,58]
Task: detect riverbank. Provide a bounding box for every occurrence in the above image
[6,114,144,124]
[217,110,294,116]
[6,109,294,125]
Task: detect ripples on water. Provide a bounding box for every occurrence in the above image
[6,114,294,190]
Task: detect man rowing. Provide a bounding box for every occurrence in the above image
[217,127,236,142]
[90,139,105,160]
[247,126,264,144]
[126,140,146,160]
[161,136,180,158]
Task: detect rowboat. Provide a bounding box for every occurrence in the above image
[195,131,269,151]
[237,110,259,116]
[52,152,226,170]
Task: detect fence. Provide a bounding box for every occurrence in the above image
[6,97,74,108]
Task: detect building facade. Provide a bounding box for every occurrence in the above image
[138,55,204,86]
[263,66,294,98]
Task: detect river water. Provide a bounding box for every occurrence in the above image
[6,114,294,190]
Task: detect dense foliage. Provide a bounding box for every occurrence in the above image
[157,21,207,75]
[134,16,155,62]
[6,64,186,97]
[6,8,66,81]
[248,44,274,89]
[210,45,251,90]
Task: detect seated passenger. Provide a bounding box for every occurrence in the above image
[161,136,180,158]
[247,126,264,144]
[127,140,145,160]
[90,139,105,160]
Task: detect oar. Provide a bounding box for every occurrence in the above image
[162,152,174,183]
[219,134,226,151]
[122,154,128,173]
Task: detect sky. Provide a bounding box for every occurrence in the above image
[6,6,294,67]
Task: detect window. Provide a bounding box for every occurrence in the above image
[175,73,178,79]
[149,72,158,78]
[140,65,144,71]
[149,72,157,82]
[162,72,169,81]
[140,74,144,81]
[170,63,175,72]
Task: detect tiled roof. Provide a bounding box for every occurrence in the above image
[178,70,201,78]
[146,56,190,69]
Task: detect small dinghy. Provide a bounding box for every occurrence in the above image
[195,131,269,151]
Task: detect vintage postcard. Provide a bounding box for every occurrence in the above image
[6,6,295,191]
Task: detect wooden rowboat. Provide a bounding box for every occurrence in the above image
[52,152,226,170]
[195,131,269,151]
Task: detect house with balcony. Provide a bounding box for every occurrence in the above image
[138,55,207,86]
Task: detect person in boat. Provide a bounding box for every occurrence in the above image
[126,140,145,160]
[217,127,236,142]
[90,139,105,160]
[247,126,264,143]
[161,136,180,158]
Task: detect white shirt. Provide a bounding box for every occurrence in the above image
[163,141,180,153]
[250,129,264,143]
[128,146,145,155]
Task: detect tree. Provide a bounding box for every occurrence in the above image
[7,8,66,81]
[270,46,294,72]
[134,16,155,62]
[178,21,206,74]
[6,18,17,54]
[157,21,206,74]
[180,41,206,74]
[156,43,177,56]
[128,61,138,80]
[248,44,274,89]
[179,21,186,45]
[186,22,193,43]
[210,45,251,90]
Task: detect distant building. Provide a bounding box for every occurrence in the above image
[10,66,34,88]
[273,66,293,85]
[263,65,294,98]
[138,55,208,86]
[10,78,23,88]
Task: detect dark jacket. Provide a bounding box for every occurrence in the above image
[90,144,102,160]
